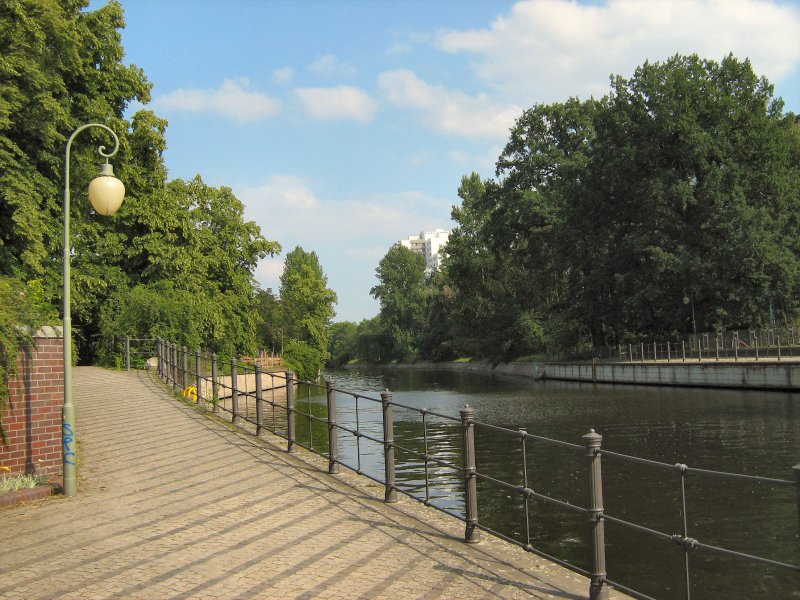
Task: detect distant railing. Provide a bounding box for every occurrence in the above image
[111,336,157,370]
[619,326,800,363]
[151,338,800,600]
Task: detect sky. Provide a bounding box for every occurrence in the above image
[101,0,800,323]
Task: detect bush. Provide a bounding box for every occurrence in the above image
[283,340,325,381]
[0,277,56,443]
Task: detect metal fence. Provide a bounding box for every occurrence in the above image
[150,338,800,600]
[620,326,800,363]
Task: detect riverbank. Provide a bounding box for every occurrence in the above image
[347,360,542,379]
[346,358,800,391]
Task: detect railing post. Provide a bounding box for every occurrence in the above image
[255,362,263,435]
[381,390,397,503]
[682,340,686,362]
[286,371,297,453]
[166,342,171,384]
[125,336,130,371]
[172,343,178,388]
[460,405,480,543]
[326,379,339,474]
[164,341,170,384]
[583,429,609,600]
[628,344,632,363]
[182,346,188,390]
[156,338,162,378]
[211,353,219,413]
[794,464,800,534]
[231,357,239,424]
[195,350,203,408]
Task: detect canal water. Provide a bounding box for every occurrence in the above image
[294,368,799,600]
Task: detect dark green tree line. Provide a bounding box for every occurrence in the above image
[440,54,800,359]
[344,54,799,364]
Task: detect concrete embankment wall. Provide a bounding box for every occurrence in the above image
[371,361,543,379]
[542,361,800,391]
[364,360,800,391]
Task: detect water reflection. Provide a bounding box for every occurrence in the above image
[321,368,799,600]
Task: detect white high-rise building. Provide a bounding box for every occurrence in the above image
[398,229,450,276]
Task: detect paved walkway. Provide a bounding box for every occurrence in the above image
[0,367,625,599]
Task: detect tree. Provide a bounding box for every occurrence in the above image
[355,316,393,364]
[327,321,359,366]
[279,246,337,374]
[254,288,282,353]
[0,1,281,361]
[97,178,279,358]
[442,54,800,358]
[570,54,800,342]
[370,245,427,360]
[0,0,151,283]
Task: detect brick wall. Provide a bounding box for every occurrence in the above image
[1,327,63,476]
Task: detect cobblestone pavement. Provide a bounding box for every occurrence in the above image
[0,367,628,599]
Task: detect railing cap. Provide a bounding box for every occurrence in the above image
[582,428,602,446]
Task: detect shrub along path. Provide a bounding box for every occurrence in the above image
[0,366,626,599]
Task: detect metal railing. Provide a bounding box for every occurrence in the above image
[152,338,800,600]
[620,326,800,363]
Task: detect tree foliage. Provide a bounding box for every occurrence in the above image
[433,54,800,360]
[370,244,427,360]
[279,246,337,376]
[0,1,282,362]
[327,321,359,366]
[0,277,57,441]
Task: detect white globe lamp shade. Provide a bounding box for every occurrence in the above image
[88,163,125,216]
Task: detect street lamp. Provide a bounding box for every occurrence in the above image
[63,124,125,497]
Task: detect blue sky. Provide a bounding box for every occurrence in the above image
[104,0,800,322]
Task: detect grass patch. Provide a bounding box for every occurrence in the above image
[0,473,50,495]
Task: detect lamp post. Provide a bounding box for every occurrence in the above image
[63,124,125,497]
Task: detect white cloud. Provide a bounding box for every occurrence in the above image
[448,146,502,172]
[378,69,521,139]
[238,176,453,300]
[254,259,285,291]
[238,176,449,243]
[153,78,280,123]
[346,246,388,261]
[435,0,800,103]
[295,86,378,122]
[242,175,319,214]
[309,54,358,77]
[273,67,294,84]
